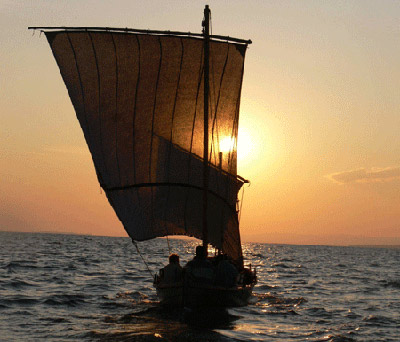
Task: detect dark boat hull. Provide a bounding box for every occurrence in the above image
[155,282,254,308]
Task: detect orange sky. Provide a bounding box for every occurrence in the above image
[1,1,399,245]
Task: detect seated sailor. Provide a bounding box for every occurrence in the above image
[214,254,239,288]
[185,245,214,283]
[159,253,183,284]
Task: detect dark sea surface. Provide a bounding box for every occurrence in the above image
[0,232,399,342]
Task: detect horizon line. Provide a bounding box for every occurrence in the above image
[1,229,399,248]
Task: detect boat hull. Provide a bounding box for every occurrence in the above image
[155,282,254,308]
[156,283,184,307]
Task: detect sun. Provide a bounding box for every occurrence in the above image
[220,136,236,153]
[218,126,258,169]
[237,127,255,163]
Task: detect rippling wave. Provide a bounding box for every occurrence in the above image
[0,232,399,341]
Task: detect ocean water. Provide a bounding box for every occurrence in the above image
[0,232,399,342]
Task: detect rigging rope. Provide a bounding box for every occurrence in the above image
[166,235,171,254]
[131,239,154,279]
[238,181,250,223]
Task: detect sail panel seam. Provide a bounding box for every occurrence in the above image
[211,43,230,191]
[184,44,204,234]
[228,54,245,174]
[132,35,142,213]
[163,37,184,237]
[64,33,102,182]
[111,33,122,186]
[149,36,163,238]
[88,32,109,182]
[65,33,90,146]
[132,35,141,185]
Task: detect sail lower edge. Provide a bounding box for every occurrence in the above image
[103,182,241,215]
[105,184,243,263]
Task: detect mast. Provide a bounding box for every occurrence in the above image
[202,5,210,250]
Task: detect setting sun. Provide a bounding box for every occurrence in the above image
[219,136,235,153]
[219,128,257,166]
[237,127,255,162]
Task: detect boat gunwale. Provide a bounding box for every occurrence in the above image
[155,281,255,292]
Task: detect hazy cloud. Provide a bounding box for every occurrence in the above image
[327,167,400,184]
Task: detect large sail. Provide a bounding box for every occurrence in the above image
[45,30,248,262]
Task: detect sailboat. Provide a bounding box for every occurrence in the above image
[30,5,256,308]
